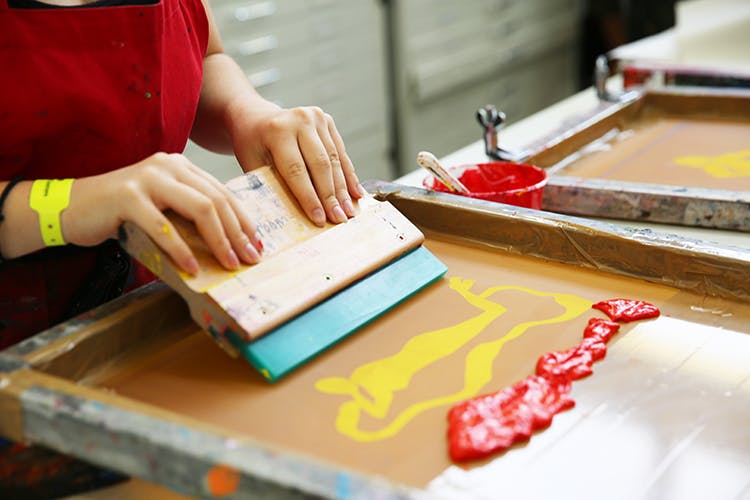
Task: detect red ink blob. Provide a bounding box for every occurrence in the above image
[536,343,597,381]
[447,303,655,462]
[592,299,660,322]
[535,319,619,382]
[447,375,574,462]
[583,317,621,342]
[202,310,213,325]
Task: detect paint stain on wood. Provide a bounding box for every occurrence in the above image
[204,464,240,497]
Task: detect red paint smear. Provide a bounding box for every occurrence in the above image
[447,304,655,462]
[447,375,574,462]
[536,319,619,381]
[583,317,621,342]
[0,444,71,486]
[205,464,240,496]
[592,298,660,323]
[202,310,213,325]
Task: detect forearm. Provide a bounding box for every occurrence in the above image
[0,154,263,271]
[190,52,280,155]
[0,175,125,261]
[0,180,44,259]
[0,177,106,259]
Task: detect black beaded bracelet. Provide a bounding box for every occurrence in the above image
[0,176,24,263]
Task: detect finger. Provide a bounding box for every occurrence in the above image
[153,182,241,271]
[269,134,327,226]
[175,166,262,263]
[131,201,199,275]
[222,186,264,256]
[328,118,366,199]
[298,129,347,224]
[316,123,355,218]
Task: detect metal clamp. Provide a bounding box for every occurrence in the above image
[594,54,639,103]
[476,105,525,162]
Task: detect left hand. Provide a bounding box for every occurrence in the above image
[228,102,366,227]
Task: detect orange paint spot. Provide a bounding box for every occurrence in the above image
[202,310,213,325]
[205,464,240,496]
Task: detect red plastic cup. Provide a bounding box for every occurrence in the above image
[422,161,547,209]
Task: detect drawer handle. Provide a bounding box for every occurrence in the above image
[238,35,279,56]
[248,68,281,88]
[234,1,276,22]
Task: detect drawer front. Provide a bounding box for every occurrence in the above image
[408,4,579,103]
[215,0,360,40]
[233,27,380,86]
[397,0,578,101]
[247,59,387,138]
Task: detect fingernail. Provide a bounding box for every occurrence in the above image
[245,242,260,263]
[333,205,347,223]
[254,233,264,253]
[358,184,367,197]
[226,249,240,269]
[343,198,355,217]
[312,207,326,226]
[186,257,200,275]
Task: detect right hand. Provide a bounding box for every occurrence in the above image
[63,152,262,274]
[227,102,366,227]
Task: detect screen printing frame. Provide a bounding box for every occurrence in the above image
[494,87,750,232]
[1,182,750,499]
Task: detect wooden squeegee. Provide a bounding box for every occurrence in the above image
[119,166,447,381]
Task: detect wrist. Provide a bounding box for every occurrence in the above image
[0,181,39,259]
[60,175,115,248]
[224,92,281,141]
[29,178,74,247]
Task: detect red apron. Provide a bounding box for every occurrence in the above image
[0,0,209,348]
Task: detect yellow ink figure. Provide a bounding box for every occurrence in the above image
[674,149,750,179]
[316,277,591,442]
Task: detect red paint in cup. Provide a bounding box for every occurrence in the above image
[423,162,547,209]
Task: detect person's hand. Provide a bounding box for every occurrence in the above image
[227,102,367,227]
[63,152,263,274]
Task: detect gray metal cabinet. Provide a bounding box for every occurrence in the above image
[389,0,581,174]
[187,0,581,182]
[186,0,392,183]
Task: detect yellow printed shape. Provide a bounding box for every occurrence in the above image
[674,149,750,178]
[315,278,592,442]
[138,251,162,276]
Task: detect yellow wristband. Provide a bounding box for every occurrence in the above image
[29,179,74,246]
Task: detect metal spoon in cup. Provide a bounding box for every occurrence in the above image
[416,151,471,195]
